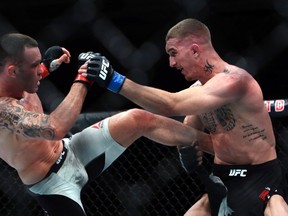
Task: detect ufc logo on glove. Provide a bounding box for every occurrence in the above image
[79,52,97,60]
[100,58,110,80]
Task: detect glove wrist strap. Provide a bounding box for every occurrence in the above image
[74,74,94,89]
[107,71,126,93]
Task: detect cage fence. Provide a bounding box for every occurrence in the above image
[0,105,288,216]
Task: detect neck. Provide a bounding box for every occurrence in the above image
[0,87,24,99]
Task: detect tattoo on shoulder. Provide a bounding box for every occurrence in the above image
[0,97,55,139]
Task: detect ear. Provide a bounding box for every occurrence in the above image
[190,43,200,57]
[7,64,17,78]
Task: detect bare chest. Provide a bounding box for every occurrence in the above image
[20,93,43,113]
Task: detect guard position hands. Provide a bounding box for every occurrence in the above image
[77,54,126,93]
[74,52,101,89]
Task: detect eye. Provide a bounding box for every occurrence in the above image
[170,51,177,57]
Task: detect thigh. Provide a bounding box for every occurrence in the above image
[27,170,85,212]
[70,117,126,177]
[34,194,87,216]
[184,194,211,216]
[264,195,288,216]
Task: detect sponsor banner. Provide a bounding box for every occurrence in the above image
[264,99,288,118]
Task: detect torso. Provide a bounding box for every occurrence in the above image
[198,66,276,165]
[0,93,63,185]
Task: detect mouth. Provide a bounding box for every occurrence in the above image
[176,66,183,72]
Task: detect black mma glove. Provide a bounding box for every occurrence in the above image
[77,51,101,68]
[74,52,101,89]
[86,56,126,93]
[179,144,228,215]
[41,46,64,78]
[178,144,199,174]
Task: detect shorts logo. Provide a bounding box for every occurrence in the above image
[91,121,103,129]
[229,169,247,177]
[56,151,66,165]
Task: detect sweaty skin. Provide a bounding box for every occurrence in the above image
[0,94,63,184]
[87,18,286,216]
[0,45,84,185]
[119,66,277,165]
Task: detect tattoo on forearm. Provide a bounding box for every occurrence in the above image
[242,124,267,142]
[0,98,55,139]
[204,60,214,74]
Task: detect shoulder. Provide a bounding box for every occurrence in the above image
[0,97,25,114]
[0,97,18,106]
[213,66,253,88]
[201,68,253,101]
[0,97,22,105]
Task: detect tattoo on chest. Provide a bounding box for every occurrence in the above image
[242,124,267,142]
[215,106,236,131]
[201,112,217,133]
[200,105,236,133]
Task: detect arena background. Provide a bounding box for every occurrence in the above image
[1,0,288,215]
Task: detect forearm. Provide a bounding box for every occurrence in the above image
[198,133,214,155]
[184,115,214,155]
[49,82,87,139]
[83,56,179,116]
[120,79,175,115]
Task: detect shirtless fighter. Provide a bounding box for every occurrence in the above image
[79,18,288,215]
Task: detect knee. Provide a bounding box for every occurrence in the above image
[125,109,154,123]
[122,109,156,131]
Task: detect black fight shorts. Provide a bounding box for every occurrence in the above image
[210,159,288,216]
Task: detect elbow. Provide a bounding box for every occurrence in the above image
[53,125,71,140]
[46,122,70,141]
[40,127,68,141]
[54,130,69,140]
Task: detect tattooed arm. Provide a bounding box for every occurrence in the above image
[0,83,87,140]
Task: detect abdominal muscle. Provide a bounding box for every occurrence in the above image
[212,138,277,165]
[0,134,63,185]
